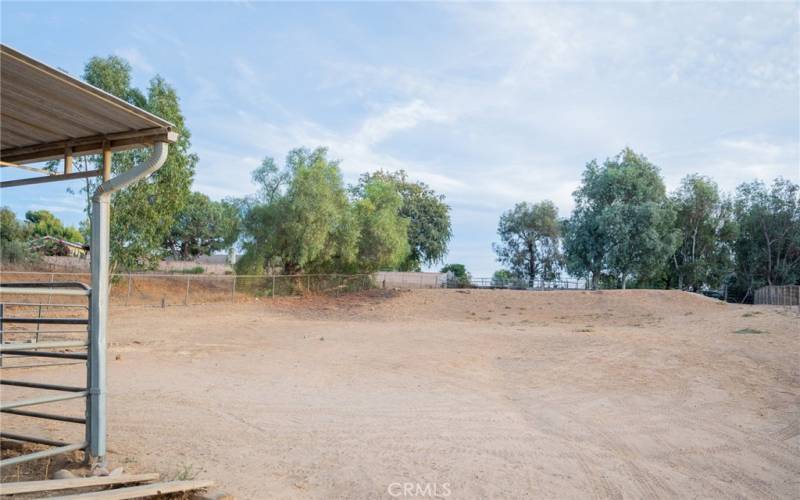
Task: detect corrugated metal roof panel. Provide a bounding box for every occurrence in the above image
[0,44,176,164]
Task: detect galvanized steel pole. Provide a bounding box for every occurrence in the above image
[87,142,169,465]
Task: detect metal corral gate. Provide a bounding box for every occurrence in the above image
[0,282,104,467]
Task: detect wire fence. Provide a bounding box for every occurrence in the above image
[466,277,589,290]
[0,271,376,307]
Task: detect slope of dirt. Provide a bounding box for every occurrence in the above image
[2,289,798,499]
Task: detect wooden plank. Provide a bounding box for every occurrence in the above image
[47,479,215,499]
[0,169,101,188]
[0,473,160,495]
[0,160,55,175]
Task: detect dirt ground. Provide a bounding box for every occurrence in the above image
[2,289,798,499]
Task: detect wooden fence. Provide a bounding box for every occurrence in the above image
[753,285,800,306]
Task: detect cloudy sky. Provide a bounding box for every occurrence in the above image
[2,2,798,276]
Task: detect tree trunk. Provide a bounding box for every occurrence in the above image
[528,242,536,288]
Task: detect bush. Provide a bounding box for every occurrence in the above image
[174,266,204,274]
[0,240,37,265]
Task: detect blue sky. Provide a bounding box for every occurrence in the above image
[1,1,798,276]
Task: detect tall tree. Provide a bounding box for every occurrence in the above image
[669,175,736,290]
[563,148,678,288]
[355,170,451,271]
[732,177,800,299]
[493,200,561,287]
[55,55,197,270]
[164,193,240,259]
[353,178,410,271]
[237,147,358,274]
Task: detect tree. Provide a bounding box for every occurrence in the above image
[732,177,800,299]
[237,147,358,274]
[494,201,561,287]
[563,149,678,289]
[353,178,410,271]
[490,269,525,288]
[0,207,30,263]
[441,263,471,287]
[56,55,197,270]
[164,193,240,259]
[669,175,736,290]
[1,208,26,242]
[355,170,451,270]
[25,210,83,243]
[491,269,512,286]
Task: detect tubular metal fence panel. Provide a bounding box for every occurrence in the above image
[0,282,92,467]
[467,277,589,290]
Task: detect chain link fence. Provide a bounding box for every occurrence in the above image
[0,271,376,307]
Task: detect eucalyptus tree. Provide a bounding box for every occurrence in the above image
[54,55,197,270]
[669,175,736,290]
[732,177,800,299]
[563,148,678,289]
[494,200,561,287]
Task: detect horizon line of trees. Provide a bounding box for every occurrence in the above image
[492,148,799,301]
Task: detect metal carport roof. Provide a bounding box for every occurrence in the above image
[0,44,176,166]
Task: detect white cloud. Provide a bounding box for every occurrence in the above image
[114,47,154,74]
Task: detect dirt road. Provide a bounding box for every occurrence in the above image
[3,290,798,498]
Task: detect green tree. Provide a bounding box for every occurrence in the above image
[732,177,800,299]
[0,207,31,263]
[563,149,678,289]
[355,170,451,270]
[164,193,240,259]
[55,55,196,270]
[1,207,27,242]
[353,178,410,271]
[669,175,736,290]
[494,200,561,287]
[238,147,358,274]
[490,269,526,288]
[25,210,84,243]
[491,269,512,286]
[441,263,471,287]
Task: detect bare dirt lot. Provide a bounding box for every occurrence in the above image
[2,289,799,498]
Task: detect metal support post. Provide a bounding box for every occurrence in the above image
[88,194,110,464]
